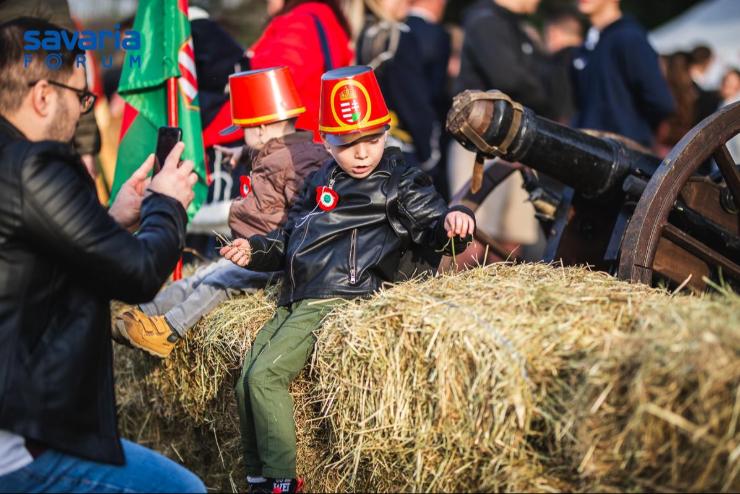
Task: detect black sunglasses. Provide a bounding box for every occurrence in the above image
[27,80,97,114]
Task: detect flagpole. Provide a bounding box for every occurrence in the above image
[167,77,184,281]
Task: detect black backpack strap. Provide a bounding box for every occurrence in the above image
[310,14,334,71]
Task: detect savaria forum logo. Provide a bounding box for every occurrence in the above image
[23,25,142,70]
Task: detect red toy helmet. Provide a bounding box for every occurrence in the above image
[318,66,391,146]
[220,66,306,136]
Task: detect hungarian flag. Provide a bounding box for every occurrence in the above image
[111,0,207,220]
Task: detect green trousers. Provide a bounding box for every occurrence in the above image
[235,298,340,478]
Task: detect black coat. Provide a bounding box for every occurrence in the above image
[571,16,675,147]
[454,0,551,117]
[0,117,187,465]
[246,148,473,306]
[191,17,247,127]
[405,14,451,125]
[357,19,436,163]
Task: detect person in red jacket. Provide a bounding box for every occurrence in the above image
[249,0,354,141]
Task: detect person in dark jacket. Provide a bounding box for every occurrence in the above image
[0,18,204,492]
[689,45,722,124]
[454,0,549,114]
[448,0,547,267]
[572,0,675,148]
[407,0,450,126]
[189,0,249,145]
[220,66,475,494]
[543,8,584,123]
[406,0,451,192]
[356,0,438,168]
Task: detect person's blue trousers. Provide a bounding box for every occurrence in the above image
[0,439,205,493]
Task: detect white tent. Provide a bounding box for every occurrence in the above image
[650,0,740,70]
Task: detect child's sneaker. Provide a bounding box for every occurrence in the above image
[270,478,304,493]
[114,309,179,358]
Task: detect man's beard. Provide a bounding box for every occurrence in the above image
[45,96,78,143]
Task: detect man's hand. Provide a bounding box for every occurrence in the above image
[444,211,475,238]
[220,238,251,267]
[148,141,198,211]
[109,155,154,231]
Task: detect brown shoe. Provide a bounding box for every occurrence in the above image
[114,309,179,358]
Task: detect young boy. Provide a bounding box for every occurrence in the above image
[220,66,475,493]
[115,67,330,358]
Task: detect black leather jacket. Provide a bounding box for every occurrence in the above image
[0,117,187,465]
[247,148,474,306]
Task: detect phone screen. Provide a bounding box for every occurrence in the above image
[154,126,183,175]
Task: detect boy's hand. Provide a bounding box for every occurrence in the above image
[220,238,252,267]
[444,211,475,238]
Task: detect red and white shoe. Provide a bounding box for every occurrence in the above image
[270,478,303,493]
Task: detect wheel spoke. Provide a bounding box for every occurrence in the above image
[713,144,740,211]
[662,224,740,280]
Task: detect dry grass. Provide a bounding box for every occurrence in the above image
[114,263,740,492]
[570,290,740,492]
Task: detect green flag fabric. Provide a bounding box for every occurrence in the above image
[111,0,207,220]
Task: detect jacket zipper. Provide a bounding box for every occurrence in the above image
[349,228,358,284]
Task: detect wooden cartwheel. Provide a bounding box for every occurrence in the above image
[618,102,740,290]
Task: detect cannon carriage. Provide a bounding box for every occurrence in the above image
[446,90,740,291]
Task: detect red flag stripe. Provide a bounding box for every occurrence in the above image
[178,61,197,87]
[183,39,195,58]
[178,61,197,86]
[119,102,139,141]
[179,77,198,101]
[178,41,198,84]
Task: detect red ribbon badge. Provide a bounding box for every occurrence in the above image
[316,186,339,211]
[239,175,252,198]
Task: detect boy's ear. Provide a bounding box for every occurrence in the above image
[257,124,269,144]
[320,135,334,155]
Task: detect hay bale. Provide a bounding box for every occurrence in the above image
[571,291,740,492]
[113,263,740,492]
[310,264,649,492]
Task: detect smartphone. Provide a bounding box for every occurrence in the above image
[153,126,183,175]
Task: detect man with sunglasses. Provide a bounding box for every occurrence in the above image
[0,17,205,493]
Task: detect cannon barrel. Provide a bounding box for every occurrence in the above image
[446,90,661,198]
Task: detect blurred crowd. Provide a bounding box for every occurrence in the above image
[657,45,740,155]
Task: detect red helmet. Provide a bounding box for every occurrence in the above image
[318,66,391,145]
[220,66,305,136]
